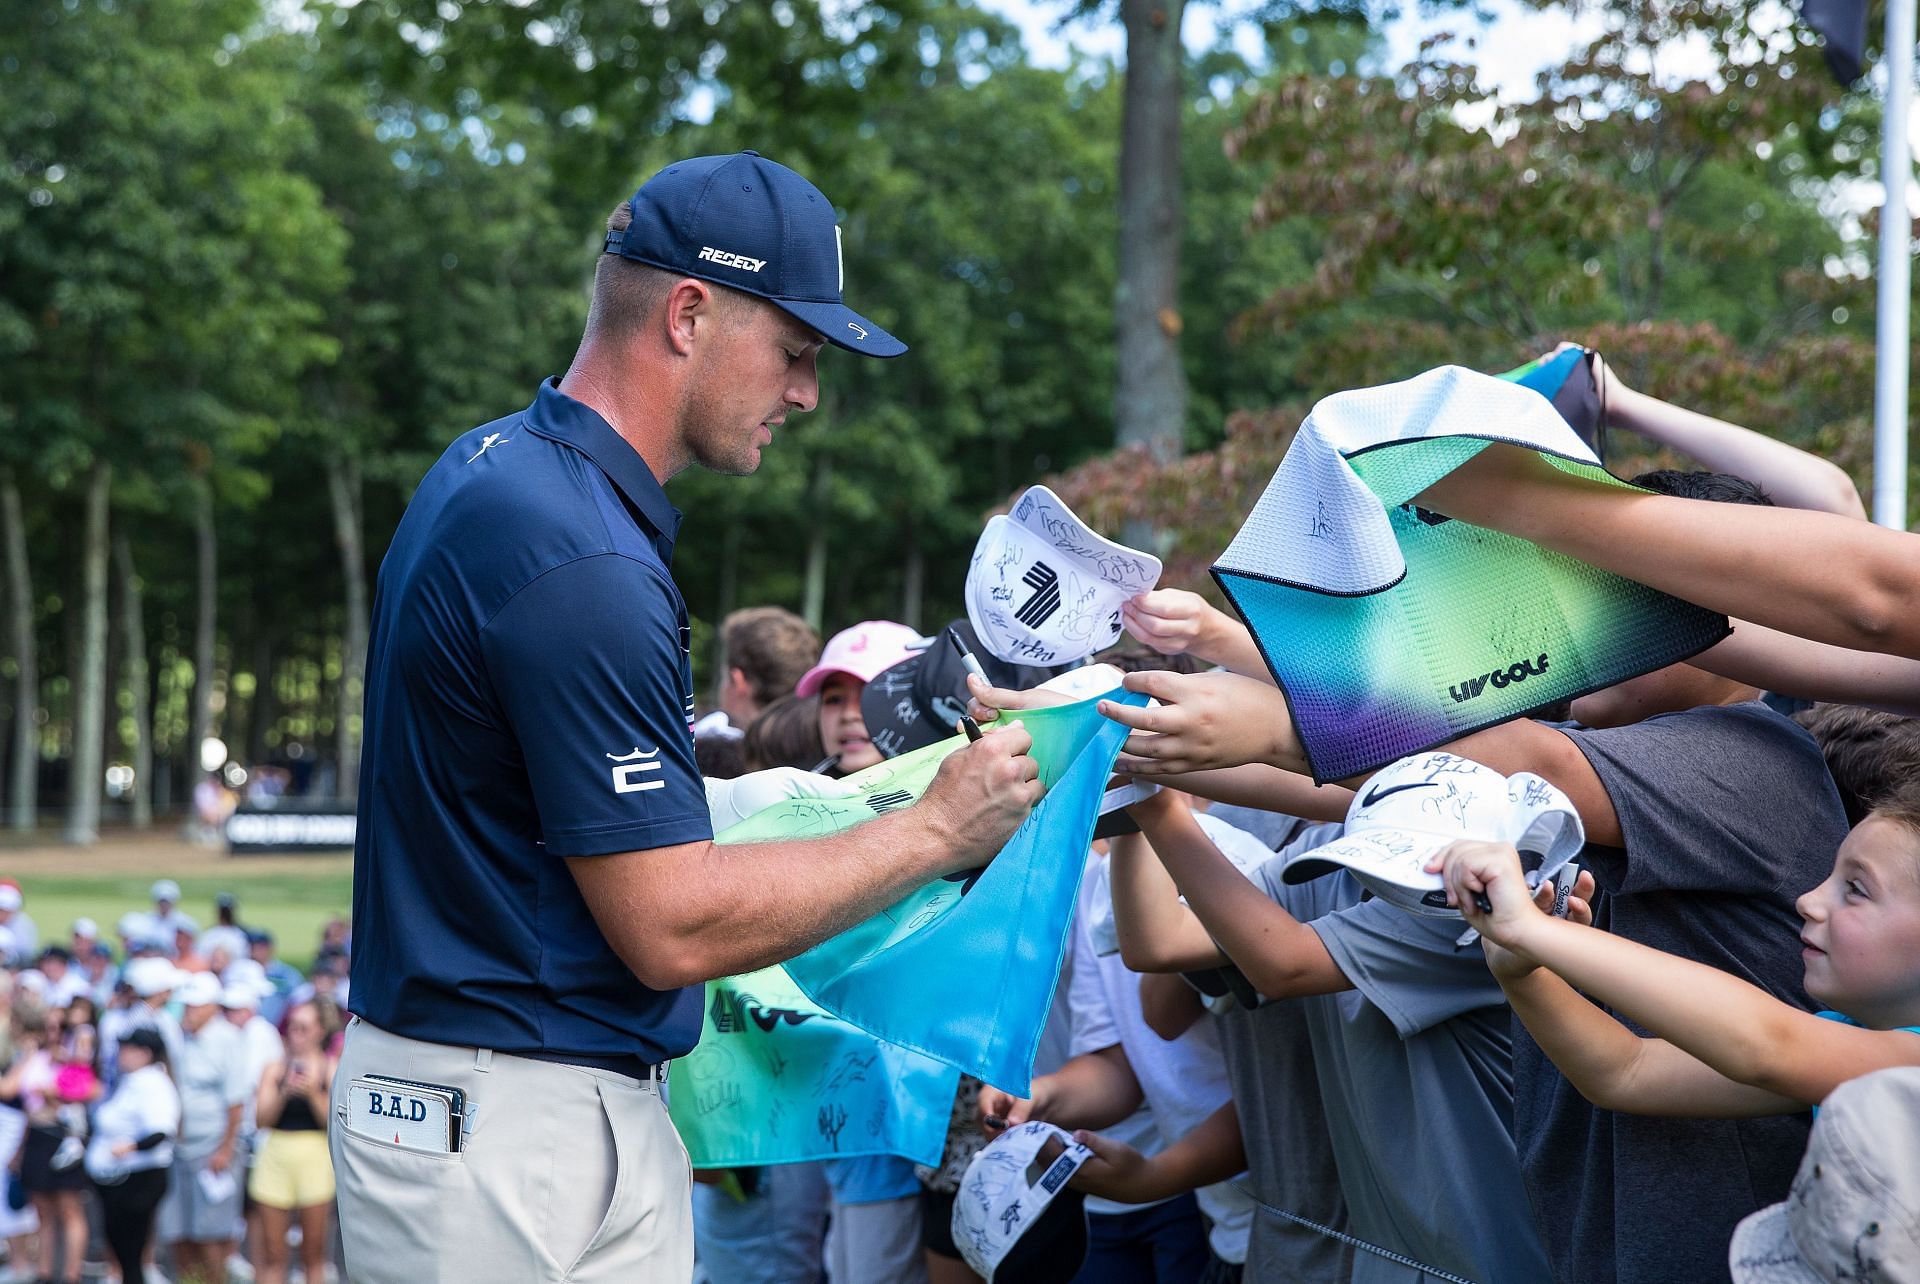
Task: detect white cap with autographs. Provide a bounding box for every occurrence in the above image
[1279,750,1585,917]
[965,486,1160,668]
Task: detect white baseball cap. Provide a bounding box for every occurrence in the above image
[0,885,21,911]
[952,1121,1095,1282]
[219,982,260,1011]
[124,956,184,999]
[1729,1066,1920,1283]
[794,620,929,699]
[150,879,181,903]
[71,917,98,939]
[175,971,223,1008]
[1279,750,1585,917]
[965,485,1160,668]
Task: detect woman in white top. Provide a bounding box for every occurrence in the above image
[86,1027,180,1283]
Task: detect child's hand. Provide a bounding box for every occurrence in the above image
[1472,871,1595,981]
[965,672,1075,725]
[1067,1129,1156,1204]
[1427,840,1549,973]
[1120,590,1221,657]
[976,1086,1036,1139]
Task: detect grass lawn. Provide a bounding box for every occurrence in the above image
[6,831,352,973]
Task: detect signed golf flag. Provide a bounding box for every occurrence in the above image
[668,966,959,1168]
[670,689,1146,1165]
[1213,365,1730,783]
[739,690,1145,1093]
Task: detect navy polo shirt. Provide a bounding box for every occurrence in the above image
[349,380,714,1066]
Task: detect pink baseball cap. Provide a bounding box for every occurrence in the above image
[795,620,928,698]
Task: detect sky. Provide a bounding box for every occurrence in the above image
[970,0,1614,103]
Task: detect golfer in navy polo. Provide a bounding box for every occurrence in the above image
[332,153,1044,1283]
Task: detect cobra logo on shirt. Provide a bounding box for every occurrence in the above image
[606,746,665,794]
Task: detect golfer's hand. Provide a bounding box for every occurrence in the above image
[1101,669,1297,776]
[918,721,1044,869]
[705,767,856,831]
[1121,590,1230,658]
[1067,1129,1156,1204]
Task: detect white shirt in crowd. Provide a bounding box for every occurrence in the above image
[1071,853,1255,1264]
[86,1063,181,1181]
[0,910,38,966]
[233,1014,283,1133]
[172,1017,251,1159]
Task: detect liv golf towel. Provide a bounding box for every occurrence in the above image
[1213,365,1730,783]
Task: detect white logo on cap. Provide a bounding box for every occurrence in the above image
[834,226,844,292]
[606,746,664,794]
[697,246,767,273]
[847,322,867,341]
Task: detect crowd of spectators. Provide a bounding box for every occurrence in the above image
[0,883,349,1284]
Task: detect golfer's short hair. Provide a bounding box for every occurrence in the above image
[588,200,749,342]
[722,607,822,710]
[585,202,678,342]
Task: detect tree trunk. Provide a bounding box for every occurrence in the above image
[189,476,217,776]
[326,456,368,803]
[186,475,216,783]
[63,461,110,845]
[1114,0,1188,547]
[2,469,35,831]
[901,532,924,631]
[801,452,832,631]
[113,531,152,828]
[245,633,274,768]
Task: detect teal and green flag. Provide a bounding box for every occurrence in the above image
[669,689,1144,1167]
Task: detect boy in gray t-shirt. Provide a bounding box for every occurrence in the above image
[1094,801,1551,1284]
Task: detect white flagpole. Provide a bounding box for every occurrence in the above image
[1874,0,1916,529]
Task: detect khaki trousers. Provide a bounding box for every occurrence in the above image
[331,1018,692,1283]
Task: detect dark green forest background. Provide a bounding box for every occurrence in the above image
[1,0,1904,840]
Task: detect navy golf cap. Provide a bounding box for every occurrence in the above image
[605,151,906,358]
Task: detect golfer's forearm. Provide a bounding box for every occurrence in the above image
[574,811,962,989]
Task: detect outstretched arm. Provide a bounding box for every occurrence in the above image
[1415,443,1920,659]
[1435,839,1920,1109]
[1130,791,1350,999]
[1069,1099,1246,1205]
[1120,589,1270,678]
[1590,351,1866,518]
[1696,622,1920,716]
[1108,819,1226,974]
